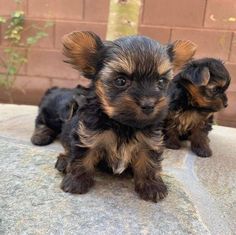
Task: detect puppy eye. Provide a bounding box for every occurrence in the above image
[157,77,167,89]
[212,87,221,94]
[114,76,130,88]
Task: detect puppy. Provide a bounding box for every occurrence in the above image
[50,31,197,202]
[164,58,231,157]
[31,85,89,146]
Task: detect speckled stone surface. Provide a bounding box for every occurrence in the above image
[0,104,235,235]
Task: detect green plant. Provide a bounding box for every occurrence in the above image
[0,0,53,102]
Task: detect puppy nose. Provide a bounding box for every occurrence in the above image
[141,104,154,114]
[224,103,228,108]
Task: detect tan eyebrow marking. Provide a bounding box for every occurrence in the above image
[157,59,172,75]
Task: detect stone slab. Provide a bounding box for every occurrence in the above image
[0,104,235,235]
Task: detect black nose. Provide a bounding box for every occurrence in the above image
[224,103,228,108]
[141,104,154,114]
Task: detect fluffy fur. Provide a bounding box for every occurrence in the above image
[31,85,89,146]
[32,31,196,202]
[164,58,231,157]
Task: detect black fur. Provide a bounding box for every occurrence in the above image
[164,58,231,157]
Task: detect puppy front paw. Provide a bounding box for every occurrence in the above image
[191,144,212,158]
[55,154,68,173]
[60,173,94,194]
[31,126,56,146]
[135,179,168,203]
[165,138,181,150]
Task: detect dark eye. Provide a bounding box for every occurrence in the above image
[212,87,221,94]
[114,76,130,88]
[157,77,167,89]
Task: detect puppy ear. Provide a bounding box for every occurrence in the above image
[182,66,210,86]
[62,31,104,79]
[60,101,79,121]
[168,40,197,71]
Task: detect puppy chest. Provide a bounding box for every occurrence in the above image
[171,111,205,134]
[78,125,137,172]
[78,124,162,174]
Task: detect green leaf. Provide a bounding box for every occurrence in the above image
[37,31,48,37]
[0,16,6,23]
[8,66,17,75]
[12,11,24,18]
[4,48,12,53]
[27,37,37,45]
[44,21,54,28]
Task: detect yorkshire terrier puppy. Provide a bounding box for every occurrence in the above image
[31,85,89,146]
[33,31,196,202]
[164,58,231,157]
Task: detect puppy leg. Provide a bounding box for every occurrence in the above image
[190,128,212,157]
[164,128,181,150]
[55,153,69,173]
[60,149,100,194]
[31,114,57,146]
[132,151,168,203]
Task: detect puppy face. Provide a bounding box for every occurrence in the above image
[179,58,231,112]
[63,31,197,128]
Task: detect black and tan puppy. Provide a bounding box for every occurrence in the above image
[31,85,89,146]
[33,31,196,202]
[164,58,231,157]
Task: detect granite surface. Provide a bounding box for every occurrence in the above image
[0,104,235,235]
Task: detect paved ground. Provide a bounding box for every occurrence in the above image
[0,104,235,235]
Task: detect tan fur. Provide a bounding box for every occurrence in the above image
[157,59,172,75]
[169,110,212,135]
[136,131,163,152]
[62,31,100,75]
[186,84,211,107]
[172,40,197,71]
[82,149,101,171]
[95,80,115,117]
[155,97,168,113]
[77,121,163,174]
[106,56,135,75]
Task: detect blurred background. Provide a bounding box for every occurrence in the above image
[0,0,235,127]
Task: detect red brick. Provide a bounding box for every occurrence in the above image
[55,21,107,48]
[22,19,55,48]
[84,0,109,22]
[171,29,232,60]
[0,0,26,16]
[13,75,51,91]
[51,78,78,88]
[217,91,236,123]
[225,63,236,92]
[138,26,171,43]
[216,118,236,128]
[27,49,79,79]
[0,23,2,45]
[142,0,206,27]
[52,76,91,87]
[229,33,236,63]
[204,0,236,30]
[28,0,83,20]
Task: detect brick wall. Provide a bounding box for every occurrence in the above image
[0,0,235,127]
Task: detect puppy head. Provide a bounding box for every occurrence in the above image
[63,31,197,128]
[179,58,231,112]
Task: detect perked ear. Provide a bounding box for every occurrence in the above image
[62,31,104,79]
[182,66,210,86]
[168,40,197,71]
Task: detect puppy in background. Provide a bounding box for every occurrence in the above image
[164,58,231,157]
[31,85,89,146]
[50,31,197,202]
